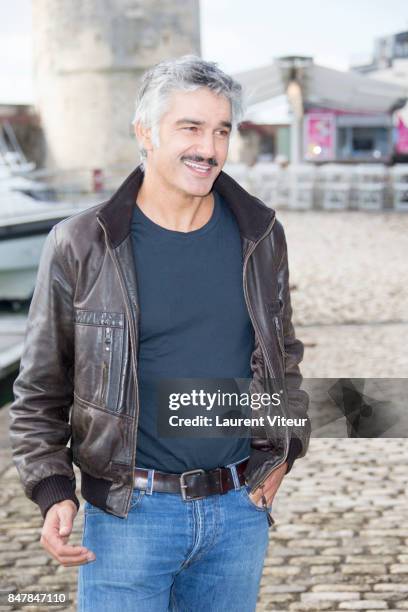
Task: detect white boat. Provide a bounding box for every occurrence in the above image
[0,182,97,302]
[0,123,117,303]
[0,136,99,303]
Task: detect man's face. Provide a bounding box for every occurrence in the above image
[141,87,232,196]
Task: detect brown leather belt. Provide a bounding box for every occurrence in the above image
[133,459,249,501]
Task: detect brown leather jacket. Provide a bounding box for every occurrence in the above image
[9,165,311,519]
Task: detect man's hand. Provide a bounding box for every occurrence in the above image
[248,461,288,508]
[40,500,96,567]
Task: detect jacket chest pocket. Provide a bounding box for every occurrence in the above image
[74,309,126,412]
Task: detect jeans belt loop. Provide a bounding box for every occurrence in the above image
[146,469,155,495]
[225,454,250,490]
[227,463,240,490]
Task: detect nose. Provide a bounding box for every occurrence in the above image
[196,131,217,161]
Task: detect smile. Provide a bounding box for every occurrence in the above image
[183,160,213,175]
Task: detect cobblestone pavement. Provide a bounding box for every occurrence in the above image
[0,210,407,611]
[1,429,407,612]
[280,210,408,329]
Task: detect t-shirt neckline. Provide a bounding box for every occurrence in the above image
[132,191,221,240]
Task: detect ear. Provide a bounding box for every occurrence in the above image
[134,121,153,154]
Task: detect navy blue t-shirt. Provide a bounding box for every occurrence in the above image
[130,190,254,472]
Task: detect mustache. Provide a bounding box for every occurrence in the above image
[181,155,218,167]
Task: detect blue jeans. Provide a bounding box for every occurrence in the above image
[77,461,272,611]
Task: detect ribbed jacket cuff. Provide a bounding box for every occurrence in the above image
[32,475,80,519]
[285,437,303,475]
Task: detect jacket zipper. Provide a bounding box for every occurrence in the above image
[242,215,290,494]
[274,316,285,357]
[101,327,112,406]
[101,360,108,405]
[97,217,140,515]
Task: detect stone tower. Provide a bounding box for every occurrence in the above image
[32,0,201,174]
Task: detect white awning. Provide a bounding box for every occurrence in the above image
[244,94,291,125]
[233,60,407,117]
[307,64,406,113]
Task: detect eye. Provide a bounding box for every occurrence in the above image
[217,130,230,137]
[183,126,198,132]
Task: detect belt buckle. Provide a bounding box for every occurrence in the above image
[179,468,206,501]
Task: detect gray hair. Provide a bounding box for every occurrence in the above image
[132,55,245,167]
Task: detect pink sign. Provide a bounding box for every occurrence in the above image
[396,116,408,154]
[304,112,336,160]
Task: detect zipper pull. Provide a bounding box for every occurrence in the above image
[261,493,276,529]
[105,326,112,350]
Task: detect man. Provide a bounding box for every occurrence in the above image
[9,56,310,611]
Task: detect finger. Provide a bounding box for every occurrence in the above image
[49,551,95,567]
[58,552,96,566]
[42,538,95,563]
[250,486,275,505]
[55,543,94,557]
[57,506,76,537]
[41,533,90,557]
[58,560,93,567]
[251,480,274,498]
[250,486,270,502]
[248,492,263,507]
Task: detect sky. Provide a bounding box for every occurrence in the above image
[1,0,408,104]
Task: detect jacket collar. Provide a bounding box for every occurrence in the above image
[97,164,275,248]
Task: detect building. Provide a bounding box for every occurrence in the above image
[231,56,407,165]
[351,30,408,162]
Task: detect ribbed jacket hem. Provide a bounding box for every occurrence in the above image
[285,436,303,474]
